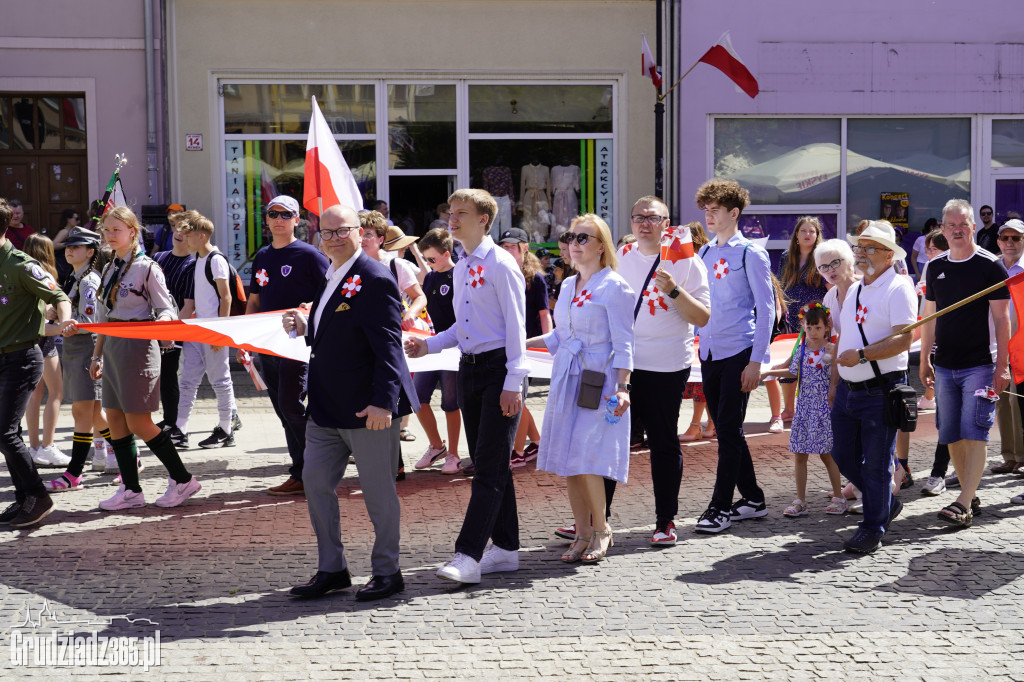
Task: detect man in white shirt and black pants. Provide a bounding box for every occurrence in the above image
[405,189,528,584]
[831,221,917,553]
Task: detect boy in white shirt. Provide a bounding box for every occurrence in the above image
[172,215,238,449]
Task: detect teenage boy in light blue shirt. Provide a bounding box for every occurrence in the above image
[693,179,775,535]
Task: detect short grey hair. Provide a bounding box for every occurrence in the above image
[942,199,974,224]
[814,238,854,267]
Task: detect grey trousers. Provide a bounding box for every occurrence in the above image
[303,417,402,576]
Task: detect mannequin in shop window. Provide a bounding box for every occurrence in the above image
[482,158,514,239]
[520,159,551,242]
[550,156,581,240]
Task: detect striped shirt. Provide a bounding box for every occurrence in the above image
[153,250,196,312]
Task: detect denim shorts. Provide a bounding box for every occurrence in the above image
[934,363,996,444]
[412,370,459,412]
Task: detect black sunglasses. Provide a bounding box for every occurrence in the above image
[267,210,294,219]
[425,256,437,264]
[561,232,593,246]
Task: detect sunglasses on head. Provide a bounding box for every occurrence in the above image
[561,232,593,246]
[267,210,294,219]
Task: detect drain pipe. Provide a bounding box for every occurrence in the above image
[144,0,159,202]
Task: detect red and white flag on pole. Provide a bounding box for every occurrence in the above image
[698,32,759,98]
[641,33,663,90]
[303,96,364,215]
[660,225,695,263]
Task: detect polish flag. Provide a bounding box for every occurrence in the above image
[303,96,364,215]
[698,32,759,98]
[1006,271,1024,383]
[661,225,695,263]
[641,33,663,90]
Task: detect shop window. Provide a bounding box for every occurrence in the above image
[846,118,969,233]
[469,84,612,134]
[223,84,376,135]
[387,84,456,169]
[993,120,1024,168]
[470,138,612,242]
[0,94,87,150]
[738,212,838,273]
[63,97,87,150]
[714,118,841,204]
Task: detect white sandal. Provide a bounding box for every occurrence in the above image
[783,498,807,517]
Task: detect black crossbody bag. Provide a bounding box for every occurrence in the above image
[854,285,918,431]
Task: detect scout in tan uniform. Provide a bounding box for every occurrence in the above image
[0,198,73,528]
[74,206,201,511]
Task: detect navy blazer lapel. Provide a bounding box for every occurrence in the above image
[312,253,367,349]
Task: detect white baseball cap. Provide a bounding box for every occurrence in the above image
[266,195,300,216]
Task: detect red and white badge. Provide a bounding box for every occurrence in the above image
[712,258,729,279]
[469,265,485,288]
[806,348,826,369]
[341,275,362,298]
[255,268,269,287]
[855,304,867,324]
[642,286,669,315]
[572,289,591,307]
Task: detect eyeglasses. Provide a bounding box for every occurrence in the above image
[851,245,892,255]
[320,227,355,241]
[816,258,843,273]
[980,211,993,216]
[267,210,294,219]
[630,215,668,225]
[561,232,593,246]
[999,234,1023,242]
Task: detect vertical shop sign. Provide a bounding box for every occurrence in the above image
[225,141,249,280]
[596,140,612,225]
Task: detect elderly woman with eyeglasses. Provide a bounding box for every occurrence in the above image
[816,238,859,324]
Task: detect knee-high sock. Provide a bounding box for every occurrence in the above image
[145,430,190,484]
[66,432,93,478]
[111,435,141,492]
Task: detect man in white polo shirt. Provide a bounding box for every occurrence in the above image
[831,220,916,554]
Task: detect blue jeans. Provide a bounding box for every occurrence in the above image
[454,351,522,560]
[702,347,764,511]
[258,354,309,480]
[830,380,898,534]
[934,363,996,444]
[0,346,45,502]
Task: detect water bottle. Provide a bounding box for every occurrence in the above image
[605,395,620,424]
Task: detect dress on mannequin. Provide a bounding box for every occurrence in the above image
[550,164,580,238]
[520,162,551,241]
[482,165,514,238]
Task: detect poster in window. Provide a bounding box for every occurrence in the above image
[880,192,909,231]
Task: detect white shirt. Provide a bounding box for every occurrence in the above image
[193,247,230,319]
[312,247,361,334]
[617,244,710,372]
[836,267,917,382]
[426,236,528,392]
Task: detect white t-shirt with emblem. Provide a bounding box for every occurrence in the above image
[617,244,710,372]
[193,248,230,319]
[836,267,917,382]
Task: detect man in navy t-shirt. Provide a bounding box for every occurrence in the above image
[245,195,329,496]
[410,228,463,475]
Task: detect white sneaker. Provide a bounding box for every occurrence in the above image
[921,476,946,496]
[441,452,462,475]
[414,441,447,469]
[104,452,120,475]
[479,543,519,574]
[917,396,936,410]
[99,484,146,511]
[91,442,107,472]
[154,476,202,508]
[33,445,71,468]
[768,417,784,434]
[436,552,481,584]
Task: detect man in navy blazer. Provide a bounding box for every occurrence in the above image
[283,204,417,601]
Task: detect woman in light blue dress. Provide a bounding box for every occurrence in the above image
[528,214,634,564]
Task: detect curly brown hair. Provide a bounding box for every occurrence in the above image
[694,179,750,215]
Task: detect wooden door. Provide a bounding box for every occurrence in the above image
[0,152,87,238]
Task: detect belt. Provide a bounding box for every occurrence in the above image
[0,340,36,355]
[843,371,906,392]
[460,348,505,365]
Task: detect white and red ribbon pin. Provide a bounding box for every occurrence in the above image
[469,265,485,288]
[642,286,669,315]
[341,275,362,298]
[712,258,729,279]
[572,289,591,307]
[855,305,867,324]
[255,269,269,287]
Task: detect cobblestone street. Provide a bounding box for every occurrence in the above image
[2,378,1023,680]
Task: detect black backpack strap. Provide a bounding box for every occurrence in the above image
[633,254,661,320]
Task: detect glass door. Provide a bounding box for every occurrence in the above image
[388,174,455,236]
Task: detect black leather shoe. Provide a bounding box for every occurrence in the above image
[844,529,883,554]
[356,571,404,601]
[290,569,352,598]
[0,501,23,524]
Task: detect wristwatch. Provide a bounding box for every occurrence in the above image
[616,383,631,392]
[858,348,868,364]
[667,286,681,299]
